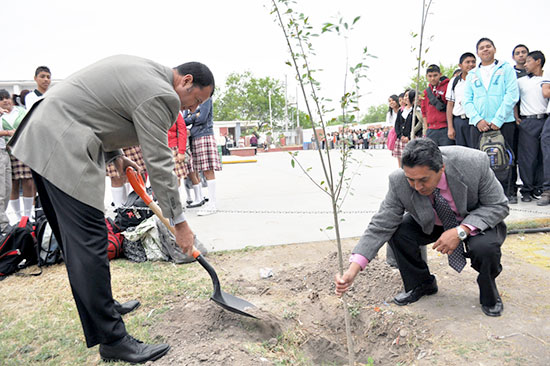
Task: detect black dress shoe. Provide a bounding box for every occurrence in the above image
[393,278,438,306]
[481,297,503,317]
[114,300,141,315]
[508,195,518,204]
[100,335,170,364]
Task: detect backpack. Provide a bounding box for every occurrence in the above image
[34,215,63,267]
[0,217,37,279]
[479,130,514,194]
[114,190,154,232]
[105,217,123,260]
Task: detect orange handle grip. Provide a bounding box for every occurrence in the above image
[125,167,152,205]
[125,166,201,258]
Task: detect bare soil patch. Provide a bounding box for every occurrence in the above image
[149,233,550,365]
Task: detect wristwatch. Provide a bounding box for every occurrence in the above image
[456,226,468,241]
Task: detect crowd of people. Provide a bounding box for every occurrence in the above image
[1,36,548,364]
[383,39,549,206]
[315,127,392,150]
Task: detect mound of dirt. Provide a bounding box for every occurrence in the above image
[152,252,430,365]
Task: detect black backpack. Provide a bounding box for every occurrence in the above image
[34,215,63,267]
[0,217,37,280]
[114,190,154,232]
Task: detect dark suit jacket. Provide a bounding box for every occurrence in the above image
[353,146,509,261]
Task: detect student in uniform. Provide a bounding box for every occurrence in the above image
[517,51,548,202]
[446,53,477,148]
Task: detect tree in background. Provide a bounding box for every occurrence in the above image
[213,71,311,129]
[360,104,388,124]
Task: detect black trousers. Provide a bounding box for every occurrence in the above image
[32,172,127,347]
[541,116,550,192]
[471,122,519,197]
[388,214,506,307]
[452,116,472,148]
[518,117,545,195]
[426,127,455,146]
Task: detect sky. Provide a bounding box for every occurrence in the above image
[2,0,549,119]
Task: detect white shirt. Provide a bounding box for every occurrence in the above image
[518,74,549,116]
[386,110,398,126]
[543,73,550,113]
[446,76,467,116]
[24,90,43,110]
[479,62,497,90]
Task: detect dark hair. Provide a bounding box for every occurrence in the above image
[19,89,30,106]
[35,66,51,77]
[398,92,405,99]
[459,52,476,64]
[173,62,215,96]
[426,64,440,74]
[528,50,545,68]
[401,138,443,172]
[406,90,416,105]
[476,37,495,50]
[512,44,529,55]
[0,89,10,101]
[388,94,399,115]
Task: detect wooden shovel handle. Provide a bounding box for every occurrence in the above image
[125,167,201,259]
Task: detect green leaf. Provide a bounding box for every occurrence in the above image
[353,16,361,24]
[291,159,295,168]
[326,226,334,230]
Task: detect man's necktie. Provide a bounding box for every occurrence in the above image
[432,188,467,272]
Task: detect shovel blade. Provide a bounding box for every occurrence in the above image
[211,290,257,318]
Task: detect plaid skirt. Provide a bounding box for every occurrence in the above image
[392,139,406,158]
[10,155,33,180]
[191,135,221,172]
[172,146,192,179]
[106,146,147,177]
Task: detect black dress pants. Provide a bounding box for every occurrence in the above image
[32,171,127,347]
[518,117,545,195]
[388,214,506,307]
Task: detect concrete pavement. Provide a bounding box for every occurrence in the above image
[102,149,550,253]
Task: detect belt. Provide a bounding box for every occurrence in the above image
[520,114,548,120]
[457,114,468,120]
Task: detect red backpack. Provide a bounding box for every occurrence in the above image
[105,218,123,260]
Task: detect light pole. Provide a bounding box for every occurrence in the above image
[268,89,273,129]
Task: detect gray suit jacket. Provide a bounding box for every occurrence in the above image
[8,55,183,219]
[353,146,509,261]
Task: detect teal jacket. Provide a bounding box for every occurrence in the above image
[463,60,519,128]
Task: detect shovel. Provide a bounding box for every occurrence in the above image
[126,167,257,318]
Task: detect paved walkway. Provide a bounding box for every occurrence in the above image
[101,149,550,252]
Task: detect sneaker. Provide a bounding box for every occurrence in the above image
[197,203,217,216]
[507,195,518,204]
[520,194,532,203]
[99,334,170,364]
[532,189,542,199]
[537,192,550,206]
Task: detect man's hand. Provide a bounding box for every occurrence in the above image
[432,227,468,254]
[174,221,194,256]
[114,156,141,178]
[490,123,500,130]
[447,127,456,140]
[476,119,491,132]
[334,262,361,296]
